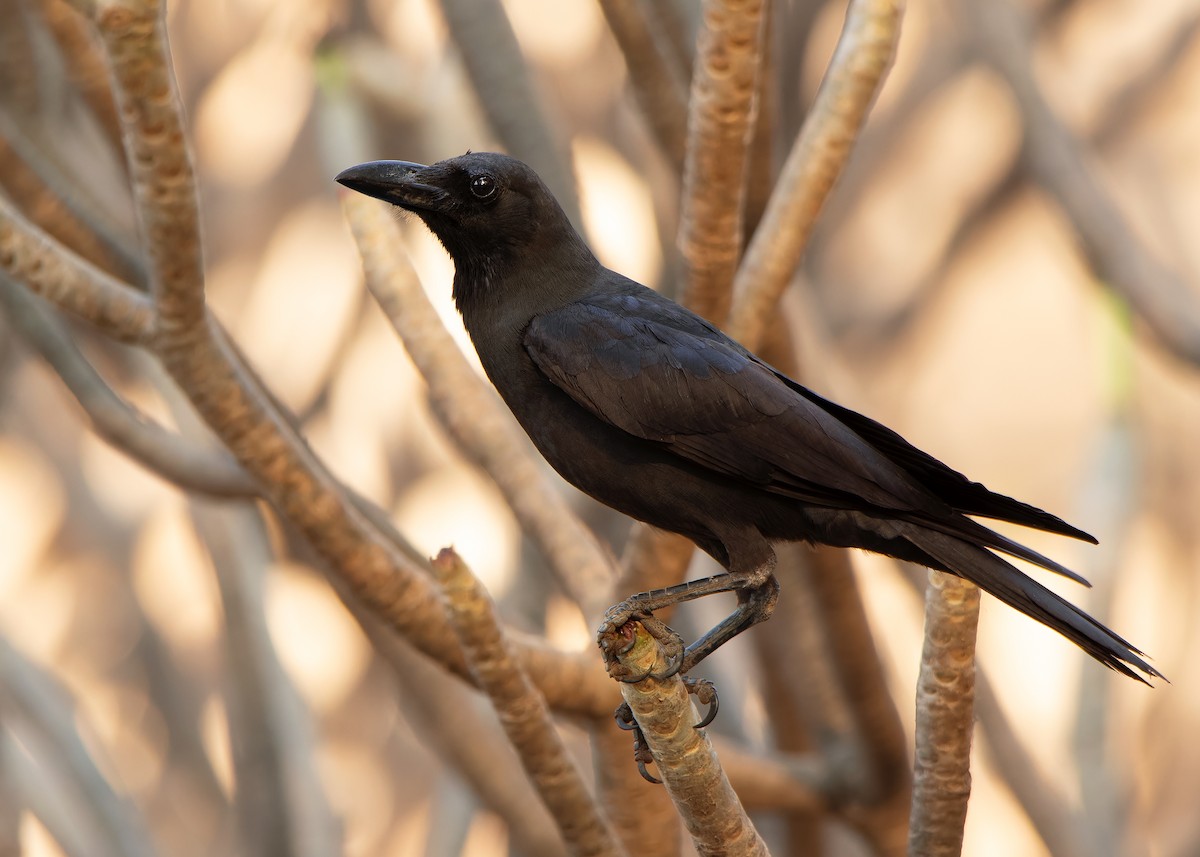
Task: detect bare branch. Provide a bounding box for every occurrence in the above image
[342,192,617,620]
[0,634,157,857]
[434,548,627,857]
[0,195,153,343]
[36,0,125,155]
[677,0,768,324]
[906,571,979,857]
[729,0,903,349]
[596,0,689,171]
[970,0,1200,366]
[437,0,582,226]
[192,502,340,857]
[0,275,256,497]
[83,0,203,331]
[0,118,139,283]
[598,622,768,857]
[363,622,571,857]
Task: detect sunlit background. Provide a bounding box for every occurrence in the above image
[1,0,1198,855]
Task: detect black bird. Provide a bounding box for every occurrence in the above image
[336,152,1160,684]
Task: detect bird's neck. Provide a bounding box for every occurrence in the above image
[451,229,600,325]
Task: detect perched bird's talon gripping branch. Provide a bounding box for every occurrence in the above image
[336,153,1164,732]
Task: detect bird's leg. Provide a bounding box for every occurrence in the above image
[679,571,779,674]
[598,558,779,681]
[599,572,753,681]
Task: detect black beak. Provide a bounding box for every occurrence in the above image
[335,160,444,210]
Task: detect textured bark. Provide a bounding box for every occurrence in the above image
[678,0,768,325]
[599,622,768,857]
[729,0,903,350]
[435,549,627,857]
[907,571,980,857]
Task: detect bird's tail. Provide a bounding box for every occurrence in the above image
[903,527,1163,684]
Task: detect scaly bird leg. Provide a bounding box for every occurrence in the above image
[597,560,780,681]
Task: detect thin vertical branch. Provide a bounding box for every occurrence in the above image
[677,0,768,324]
[596,0,689,171]
[907,571,980,857]
[0,636,157,857]
[434,548,627,857]
[729,0,903,349]
[438,0,581,226]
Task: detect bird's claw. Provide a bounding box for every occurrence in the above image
[683,677,719,729]
[613,702,637,731]
[614,704,662,784]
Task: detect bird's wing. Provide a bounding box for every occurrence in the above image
[524,295,936,515]
[525,293,1090,583]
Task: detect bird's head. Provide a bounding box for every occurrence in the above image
[336,152,582,280]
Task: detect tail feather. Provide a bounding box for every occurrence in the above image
[904,527,1163,684]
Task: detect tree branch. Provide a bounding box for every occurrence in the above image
[906,570,979,857]
[0,195,153,344]
[434,548,627,857]
[598,621,767,857]
[677,0,768,325]
[728,0,903,349]
[0,274,257,498]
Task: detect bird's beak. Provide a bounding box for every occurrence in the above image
[335,160,445,211]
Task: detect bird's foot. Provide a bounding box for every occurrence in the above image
[683,676,719,729]
[613,703,661,784]
[596,603,684,682]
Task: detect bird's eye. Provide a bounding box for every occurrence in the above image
[470,174,498,200]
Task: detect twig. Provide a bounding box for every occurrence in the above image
[0,195,153,344]
[36,0,125,154]
[0,122,138,284]
[677,0,768,324]
[974,672,1089,857]
[970,0,1200,367]
[728,0,903,349]
[598,622,768,857]
[0,274,257,497]
[191,502,339,857]
[596,0,689,172]
[906,570,979,857]
[362,622,570,857]
[437,0,582,227]
[0,635,157,857]
[433,548,627,857]
[341,192,617,620]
